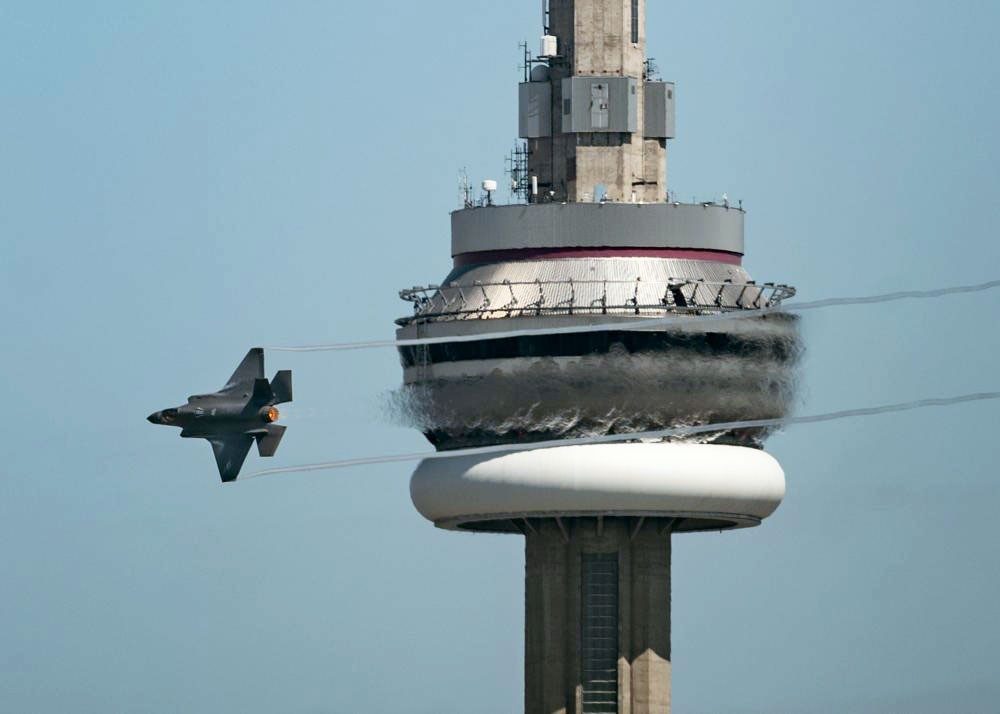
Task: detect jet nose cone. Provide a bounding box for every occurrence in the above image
[147,411,162,424]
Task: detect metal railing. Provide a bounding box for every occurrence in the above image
[397,278,795,325]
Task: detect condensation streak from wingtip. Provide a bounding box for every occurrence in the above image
[240,391,1000,480]
[261,279,1000,353]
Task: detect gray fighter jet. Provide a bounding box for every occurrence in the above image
[147,348,292,482]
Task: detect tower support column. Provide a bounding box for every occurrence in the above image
[525,517,672,714]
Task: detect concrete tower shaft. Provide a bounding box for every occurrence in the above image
[549,0,647,76]
[526,518,671,714]
[522,0,671,203]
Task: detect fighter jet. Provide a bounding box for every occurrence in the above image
[147,348,292,482]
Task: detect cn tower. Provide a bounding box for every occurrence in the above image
[395,1,799,712]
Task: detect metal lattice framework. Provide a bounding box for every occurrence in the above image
[397,278,795,325]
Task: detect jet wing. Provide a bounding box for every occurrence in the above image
[222,348,265,391]
[208,435,255,482]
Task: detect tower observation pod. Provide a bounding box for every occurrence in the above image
[394,2,801,712]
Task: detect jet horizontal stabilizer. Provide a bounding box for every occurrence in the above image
[255,424,286,457]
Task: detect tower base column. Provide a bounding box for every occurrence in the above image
[524,517,672,714]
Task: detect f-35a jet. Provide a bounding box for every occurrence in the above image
[147,348,292,482]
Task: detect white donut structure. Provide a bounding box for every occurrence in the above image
[411,443,785,533]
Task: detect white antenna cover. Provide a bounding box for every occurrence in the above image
[482,179,498,192]
[540,35,558,58]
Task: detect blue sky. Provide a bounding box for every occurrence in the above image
[2,1,999,712]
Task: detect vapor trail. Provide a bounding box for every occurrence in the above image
[263,279,1000,353]
[242,391,1000,480]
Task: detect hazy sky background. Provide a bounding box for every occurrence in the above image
[3,1,1000,712]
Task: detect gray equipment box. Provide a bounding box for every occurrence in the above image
[561,77,637,133]
[644,81,676,139]
[518,82,552,138]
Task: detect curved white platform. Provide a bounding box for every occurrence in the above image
[410,443,785,533]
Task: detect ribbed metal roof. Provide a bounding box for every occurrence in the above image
[445,256,749,284]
